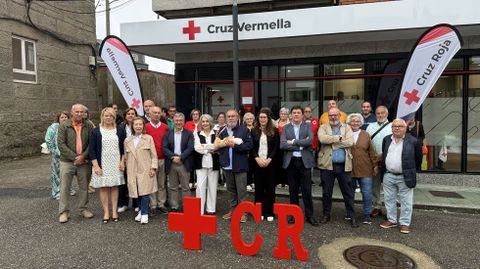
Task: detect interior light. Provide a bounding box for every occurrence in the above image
[343,68,363,72]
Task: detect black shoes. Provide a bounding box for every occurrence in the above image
[320,215,331,224]
[306,216,319,227]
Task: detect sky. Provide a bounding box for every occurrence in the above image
[95,0,174,74]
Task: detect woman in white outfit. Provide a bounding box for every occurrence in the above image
[193,114,219,215]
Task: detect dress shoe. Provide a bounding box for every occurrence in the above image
[306,216,319,227]
[59,212,69,223]
[400,225,410,234]
[287,216,295,224]
[80,210,94,219]
[222,211,233,220]
[158,207,169,214]
[140,215,148,224]
[135,212,142,222]
[350,218,359,228]
[380,220,398,229]
[370,208,382,218]
[320,215,331,224]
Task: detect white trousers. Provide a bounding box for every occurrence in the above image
[195,168,219,214]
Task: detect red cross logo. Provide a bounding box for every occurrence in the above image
[441,152,447,157]
[183,20,201,40]
[403,89,421,105]
[168,197,217,250]
[131,98,141,109]
[217,96,224,103]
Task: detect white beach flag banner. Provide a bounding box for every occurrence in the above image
[100,36,144,116]
[397,24,462,120]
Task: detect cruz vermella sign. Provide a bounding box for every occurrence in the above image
[396,24,462,120]
[168,197,309,261]
[99,36,145,116]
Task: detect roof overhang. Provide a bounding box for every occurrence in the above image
[121,0,480,61]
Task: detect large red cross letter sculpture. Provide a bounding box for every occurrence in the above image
[273,204,309,261]
[230,202,264,256]
[168,197,217,250]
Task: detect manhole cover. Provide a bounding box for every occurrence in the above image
[344,245,416,269]
[429,191,464,199]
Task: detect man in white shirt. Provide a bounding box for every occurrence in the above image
[366,105,392,218]
[379,119,422,234]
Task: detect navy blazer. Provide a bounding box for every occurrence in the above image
[280,122,314,169]
[218,124,253,173]
[381,134,422,188]
[89,126,126,168]
[162,129,194,173]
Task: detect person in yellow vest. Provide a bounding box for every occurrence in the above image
[319,100,347,125]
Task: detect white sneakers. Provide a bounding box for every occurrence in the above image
[135,212,142,222]
[135,212,148,224]
[140,215,148,224]
[266,216,274,222]
[117,206,128,213]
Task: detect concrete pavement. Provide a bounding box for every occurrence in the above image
[0,155,479,268]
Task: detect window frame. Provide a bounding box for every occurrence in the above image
[12,35,37,84]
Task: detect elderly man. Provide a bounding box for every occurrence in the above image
[57,104,95,223]
[280,105,318,226]
[318,107,358,228]
[380,119,422,234]
[163,113,194,212]
[146,106,170,214]
[143,100,155,123]
[218,109,253,222]
[319,100,347,125]
[360,101,376,130]
[366,105,392,218]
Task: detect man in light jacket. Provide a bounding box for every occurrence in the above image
[318,107,359,228]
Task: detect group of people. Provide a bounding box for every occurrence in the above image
[46,99,423,234]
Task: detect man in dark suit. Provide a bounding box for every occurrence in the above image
[218,109,253,222]
[163,112,194,212]
[280,105,319,226]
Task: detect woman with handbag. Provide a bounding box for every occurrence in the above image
[45,111,69,200]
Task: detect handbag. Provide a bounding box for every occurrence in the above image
[40,142,50,154]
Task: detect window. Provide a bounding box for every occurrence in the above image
[323,62,365,114]
[12,36,37,83]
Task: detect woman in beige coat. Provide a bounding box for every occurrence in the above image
[124,117,158,224]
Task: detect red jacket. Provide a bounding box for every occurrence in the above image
[184,121,200,132]
[303,117,319,151]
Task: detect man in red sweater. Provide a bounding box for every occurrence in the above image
[146,106,170,214]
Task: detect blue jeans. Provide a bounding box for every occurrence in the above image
[351,177,373,221]
[383,173,414,226]
[138,195,150,216]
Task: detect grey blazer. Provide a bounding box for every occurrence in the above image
[280,122,314,169]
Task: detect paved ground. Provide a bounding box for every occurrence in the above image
[1,156,479,268]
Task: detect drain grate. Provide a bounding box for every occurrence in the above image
[344,245,416,269]
[429,191,464,199]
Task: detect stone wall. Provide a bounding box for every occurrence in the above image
[0,0,97,159]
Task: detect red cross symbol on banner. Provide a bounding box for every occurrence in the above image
[403,89,421,105]
[183,20,201,40]
[217,96,224,103]
[168,197,217,250]
[131,98,141,109]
